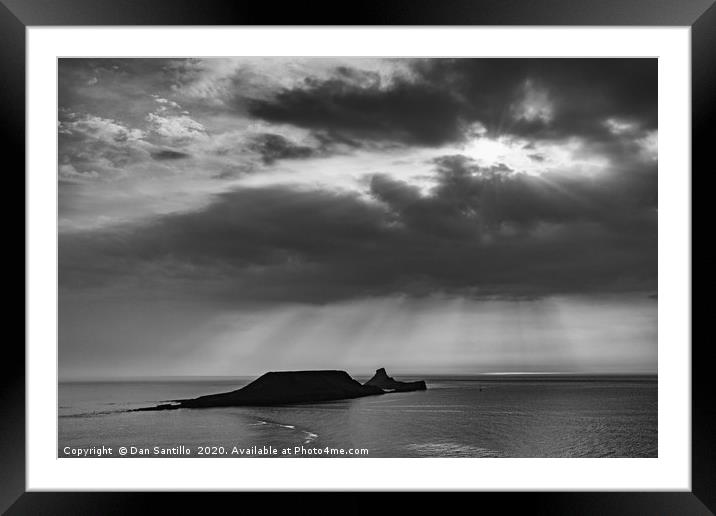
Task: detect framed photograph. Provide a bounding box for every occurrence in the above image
[6,0,710,512]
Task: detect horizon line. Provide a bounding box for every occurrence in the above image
[59,370,658,382]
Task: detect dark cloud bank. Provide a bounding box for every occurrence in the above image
[60,157,656,305]
[246,59,656,148]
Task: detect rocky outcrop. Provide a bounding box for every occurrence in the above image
[135,370,385,411]
[134,368,427,411]
[364,368,427,392]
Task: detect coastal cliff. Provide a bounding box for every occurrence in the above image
[364,368,427,392]
[135,368,426,411]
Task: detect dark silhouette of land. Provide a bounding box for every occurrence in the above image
[365,368,427,392]
[134,368,426,411]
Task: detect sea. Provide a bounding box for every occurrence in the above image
[59,375,657,458]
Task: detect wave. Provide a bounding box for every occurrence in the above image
[59,409,126,418]
[405,441,501,458]
[303,431,319,444]
[250,418,318,444]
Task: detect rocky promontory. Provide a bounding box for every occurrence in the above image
[135,369,425,411]
[364,368,427,392]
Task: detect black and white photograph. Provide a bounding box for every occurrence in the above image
[58,57,658,459]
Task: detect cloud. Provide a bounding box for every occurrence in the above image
[169,57,415,106]
[153,96,181,109]
[511,79,554,123]
[145,112,207,144]
[151,149,192,160]
[58,163,100,182]
[245,59,656,148]
[60,154,656,304]
[249,133,318,164]
[57,58,657,301]
[59,58,656,153]
[246,68,467,146]
[373,154,656,235]
[58,113,152,182]
[59,113,145,144]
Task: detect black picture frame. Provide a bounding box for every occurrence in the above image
[4,0,710,513]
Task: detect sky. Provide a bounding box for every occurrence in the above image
[58,58,657,379]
